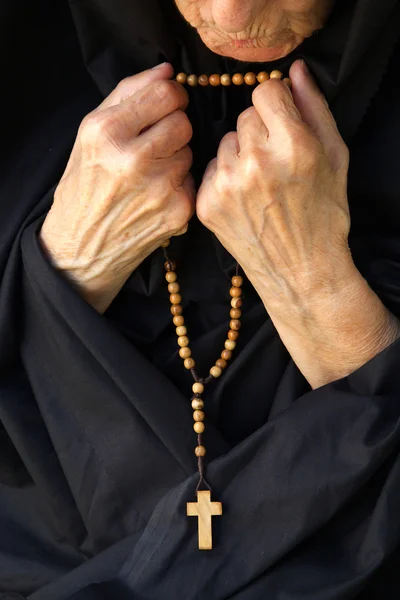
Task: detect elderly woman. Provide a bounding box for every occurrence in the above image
[1,0,400,597]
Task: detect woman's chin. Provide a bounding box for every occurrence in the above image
[203,39,301,63]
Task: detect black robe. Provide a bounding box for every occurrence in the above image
[1,0,400,597]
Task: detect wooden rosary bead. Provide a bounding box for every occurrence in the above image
[178,336,189,347]
[232,73,244,85]
[193,410,205,422]
[210,366,222,378]
[168,282,180,294]
[194,422,205,434]
[257,71,270,83]
[244,72,256,85]
[176,71,290,91]
[193,382,204,395]
[187,74,198,86]
[161,239,171,248]
[165,271,177,283]
[232,275,243,287]
[170,293,182,305]
[164,260,176,271]
[173,315,185,327]
[162,242,247,477]
[230,319,241,331]
[216,358,227,370]
[195,445,206,457]
[184,358,196,370]
[228,329,239,341]
[209,74,221,86]
[231,298,243,309]
[225,339,237,351]
[192,398,204,410]
[179,347,191,359]
[176,73,187,84]
[230,286,242,298]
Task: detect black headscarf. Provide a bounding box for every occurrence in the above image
[1,1,400,598]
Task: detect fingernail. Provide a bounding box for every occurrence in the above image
[302,59,318,86]
[152,62,167,70]
[301,59,310,75]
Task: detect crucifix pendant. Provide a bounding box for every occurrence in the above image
[187,490,223,550]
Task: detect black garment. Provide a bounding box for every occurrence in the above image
[1,0,400,597]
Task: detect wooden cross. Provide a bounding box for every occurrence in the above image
[187,490,223,550]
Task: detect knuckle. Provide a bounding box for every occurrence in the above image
[114,77,132,98]
[79,111,114,143]
[237,106,257,125]
[153,79,188,108]
[153,79,176,103]
[79,112,102,140]
[242,152,263,179]
[169,110,193,143]
[251,79,268,102]
[284,127,318,161]
[253,80,297,119]
[218,164,235,190]
[252,78,280,102]
[137,135,158,160]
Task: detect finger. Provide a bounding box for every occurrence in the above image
[100,79,189,143]
[236,106,269,156]
[98,63,174,110]
[289,59,346,168]
[216,131,240,169]
[134,109,193,159]
[251,75,303,140]
[164,146,194,186]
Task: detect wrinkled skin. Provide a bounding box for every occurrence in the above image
[40,64,195,313]
[174,0,334,61]
[196,59,354,321]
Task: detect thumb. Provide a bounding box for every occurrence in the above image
[98,63,174,110]
[290,59,346,169]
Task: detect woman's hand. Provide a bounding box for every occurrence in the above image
[39,63,195,313]
[196,59,356,322]
[196,59,400,389]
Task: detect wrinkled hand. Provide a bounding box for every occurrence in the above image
[40,63,195,314]
[197,59,355,320]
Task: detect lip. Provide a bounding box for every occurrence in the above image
[217,41,292,62]
[231,39,259,48]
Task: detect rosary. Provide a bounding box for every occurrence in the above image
[161,67,291,550]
